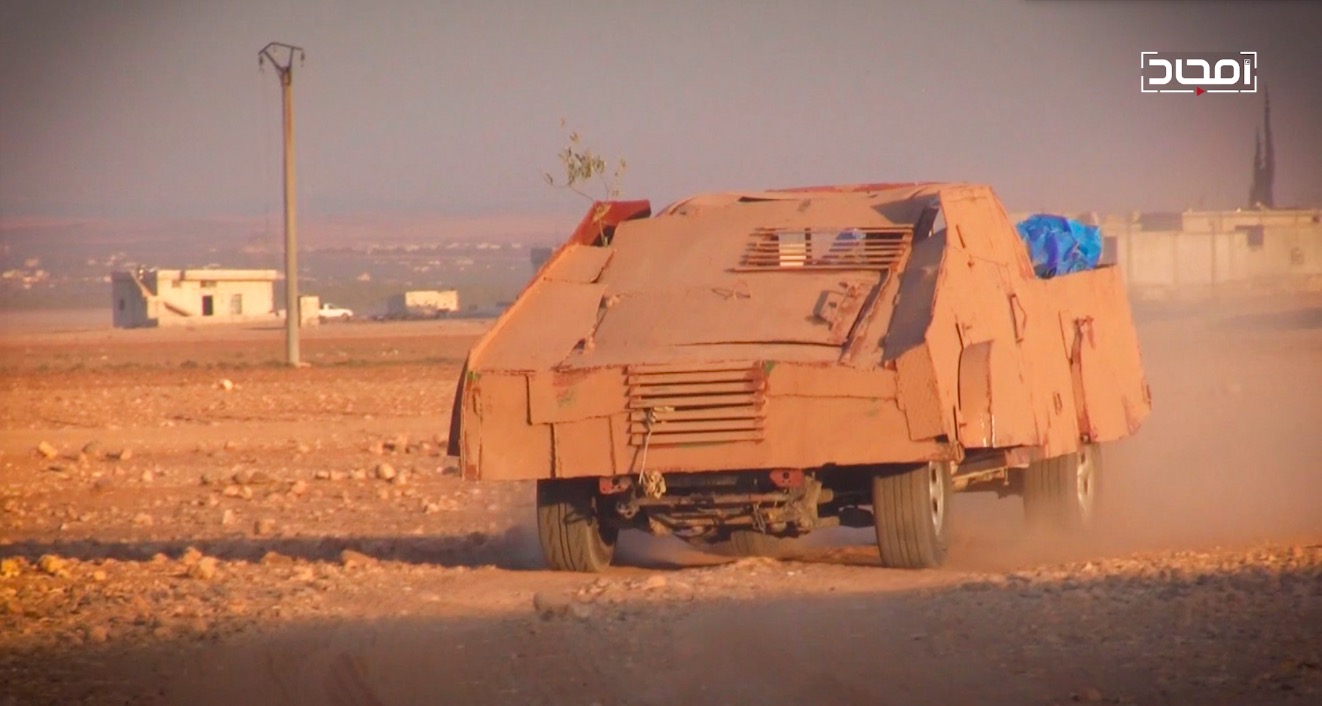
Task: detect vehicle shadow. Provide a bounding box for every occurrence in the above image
[0,526,721,573]
[0,529,547,571]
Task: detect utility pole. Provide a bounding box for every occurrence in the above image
[259,42,305,366]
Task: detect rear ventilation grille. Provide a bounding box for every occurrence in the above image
[626,362,766,446]
[737,227,910,271]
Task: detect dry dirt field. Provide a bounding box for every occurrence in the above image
[2,296,1321,706]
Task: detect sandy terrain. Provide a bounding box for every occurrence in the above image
[2,296,1320,705]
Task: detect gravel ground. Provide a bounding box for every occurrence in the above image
[2,299,1320,705]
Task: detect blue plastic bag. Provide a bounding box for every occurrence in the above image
[1014,214,1102,278]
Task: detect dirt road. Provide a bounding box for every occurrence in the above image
[2,298,1320,705]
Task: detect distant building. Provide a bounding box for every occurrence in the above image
[1094,208,1322,300]
[386,289,460,318]
[111,268,278,328]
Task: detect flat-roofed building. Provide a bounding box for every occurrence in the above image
[111,268,279,328]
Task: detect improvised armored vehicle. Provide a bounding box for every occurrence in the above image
[447,183,1150,571]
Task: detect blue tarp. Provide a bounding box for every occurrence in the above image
[1014,214,1102,278]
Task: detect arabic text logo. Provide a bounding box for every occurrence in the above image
[1141,51,1257,95]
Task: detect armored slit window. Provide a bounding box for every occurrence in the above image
[736,227,911,271]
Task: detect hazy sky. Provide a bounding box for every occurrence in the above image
[2,0,1320,223]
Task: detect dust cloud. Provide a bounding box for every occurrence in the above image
[944,293,1322,571]
[1100,295,1322,547]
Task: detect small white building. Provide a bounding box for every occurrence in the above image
[111,268,279,328]
[386,289,460,318]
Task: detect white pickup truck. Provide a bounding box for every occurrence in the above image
[318,302,354,321]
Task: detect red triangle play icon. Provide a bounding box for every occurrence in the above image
[1196,87,1206,96]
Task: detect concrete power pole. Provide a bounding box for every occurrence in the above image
[259,42,305,366]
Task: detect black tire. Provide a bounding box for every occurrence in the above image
[1023,444,1101,531]
[872,462,952,569]
[536,479,617,572]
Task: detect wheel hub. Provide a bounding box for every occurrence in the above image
[928,463,946,531]
[1075,449,1096,522]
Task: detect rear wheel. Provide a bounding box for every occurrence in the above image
[872,462,952,568]
[1023,444,1100,531]
[536,479,617,572]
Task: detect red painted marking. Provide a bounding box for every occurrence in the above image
[1196,87,1206,96]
